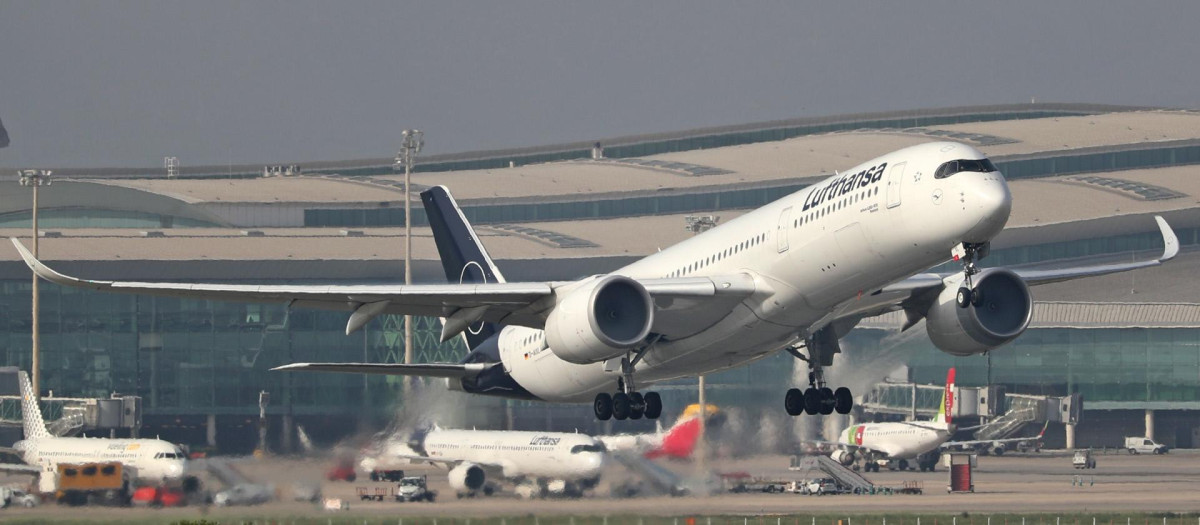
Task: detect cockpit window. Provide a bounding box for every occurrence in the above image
[570,443,606,454]
[935,158,997,179]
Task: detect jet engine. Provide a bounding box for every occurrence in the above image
[545,275,654,364]
[831,449,856,467]
[925,268,1032,356]
[447,463,486,492]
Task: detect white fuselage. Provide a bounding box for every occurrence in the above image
[16,436,187,486]
[489,141,1011,402]
[840,422,953,460]
[419,429,605,481]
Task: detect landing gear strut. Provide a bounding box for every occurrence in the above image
[783,327,854,417]
[955,242,988,308]
[594,346,662,421]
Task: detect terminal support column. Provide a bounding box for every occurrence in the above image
[1145,409,1155,441]
[207,414,217,449]
[1065,422,1076,450]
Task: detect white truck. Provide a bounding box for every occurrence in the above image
[1124,437,1168,455]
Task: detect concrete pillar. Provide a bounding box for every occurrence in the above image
[206,414,217,449]
[1065,423,1076,450]
[1145,409,1155,441]
[281,414,294,454]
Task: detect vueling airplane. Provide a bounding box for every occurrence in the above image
[11,142,1179,422]
[0,370,187,492]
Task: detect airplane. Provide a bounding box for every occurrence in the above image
[940,421,1048,457]
[599,403,723,460]
[371,426,606,499]
[0,370,188,492]
[10,141,1180,422]
[833,368,956,472]
[832,369,1049,472]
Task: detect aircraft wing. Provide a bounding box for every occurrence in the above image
[393,453,507,475]
[824,215,1178,329]
[0,463,39,475]
[940,422,1049,450]
[10,238,755,339]
[272,362,495,378]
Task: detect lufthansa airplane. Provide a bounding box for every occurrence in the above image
[10,142,1179,422]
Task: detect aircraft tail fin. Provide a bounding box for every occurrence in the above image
[420,186,505,350]
[934,368,955,426]
[645,403,721,460]
[18,371,50,440]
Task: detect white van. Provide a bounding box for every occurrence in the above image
[1124,437,1168,454]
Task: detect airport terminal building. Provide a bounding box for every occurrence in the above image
[2,103,1200,451]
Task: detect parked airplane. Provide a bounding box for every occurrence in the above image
[833,368,957,472]
[11,142,1179,422]
[0,370,187,492]
[372,426,605,498]
[599,403,722,460]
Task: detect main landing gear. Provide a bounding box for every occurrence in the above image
[594,346,662,421]
[783,327,853,417]
[954,242,989,308]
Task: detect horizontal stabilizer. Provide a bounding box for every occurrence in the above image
[271,362,494,379]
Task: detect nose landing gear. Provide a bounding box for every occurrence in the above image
[955,242,989,308]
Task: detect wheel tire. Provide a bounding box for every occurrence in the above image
[803,388,821,415]
[643,391,663,420]
[629,392,645,420]
[785,388,804,416]
[818,387,835,415]
[971,288,984,307]
[593,393,613,421]
[1128,448,1137,455]
[956,287,972,308]
[834,387,853,414]
[898,459,909,471]
[612,392,631,420]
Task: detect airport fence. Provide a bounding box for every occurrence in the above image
[19,514,1191,525]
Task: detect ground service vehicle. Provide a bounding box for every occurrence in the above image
[131,486,185,507]
[369,469,405,482]
[805,478,843,496]
[1125,437,1167,454]
[0,486,38,508]
[356,486,392,501]
[55,462,132,506]
[396,476,436,502]
[1073,449,1097,469]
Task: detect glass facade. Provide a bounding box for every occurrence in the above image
[0,209,218,229]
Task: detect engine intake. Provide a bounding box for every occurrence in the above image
[925,268,1032,356]
[545,275,654,364]
[448,463,486,492]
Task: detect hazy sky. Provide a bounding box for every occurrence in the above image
[2,2,1199,168]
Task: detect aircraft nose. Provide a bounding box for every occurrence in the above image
[964,175,1011,242]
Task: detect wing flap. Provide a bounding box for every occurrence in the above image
[271,362,494,379]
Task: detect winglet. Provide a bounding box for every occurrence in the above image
[1155,215,1179,262]
[9,238,105,289]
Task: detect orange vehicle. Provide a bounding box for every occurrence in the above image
[55,462,133,506]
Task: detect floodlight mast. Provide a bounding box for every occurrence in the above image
[396,130,424,396]
[18,169,52,401]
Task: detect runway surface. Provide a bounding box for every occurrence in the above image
[2,450,1198,521]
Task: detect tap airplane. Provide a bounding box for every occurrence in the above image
[10,142,1179,422]
[369,426,606,498]
[0,370,187,492]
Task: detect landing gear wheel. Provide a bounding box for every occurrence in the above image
[971,288,984,307]
[956,287,972,308]
[834,387,853,414]
[898,459,909,471]
[612,392,631,421]
[803,387,821,415]
[642,392,662,419]
[818,387,835,415]
[628,392,645,420]
[785,388,805,416]
[593,393,613,421]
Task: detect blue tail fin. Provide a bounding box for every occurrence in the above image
[420,186,504,351]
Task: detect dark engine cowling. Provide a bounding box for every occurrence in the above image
[545,275,654,364]
[925,268,1033,356]
[447,463,486,492]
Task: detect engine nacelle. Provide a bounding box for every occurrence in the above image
[831,449,856,467]
[448,463,486,492]
[545,275,654,364]
[925,268,1033,356]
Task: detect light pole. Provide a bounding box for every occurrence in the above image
[18,169,52,400]
[395,130,424,396]
[684,215,718,473]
